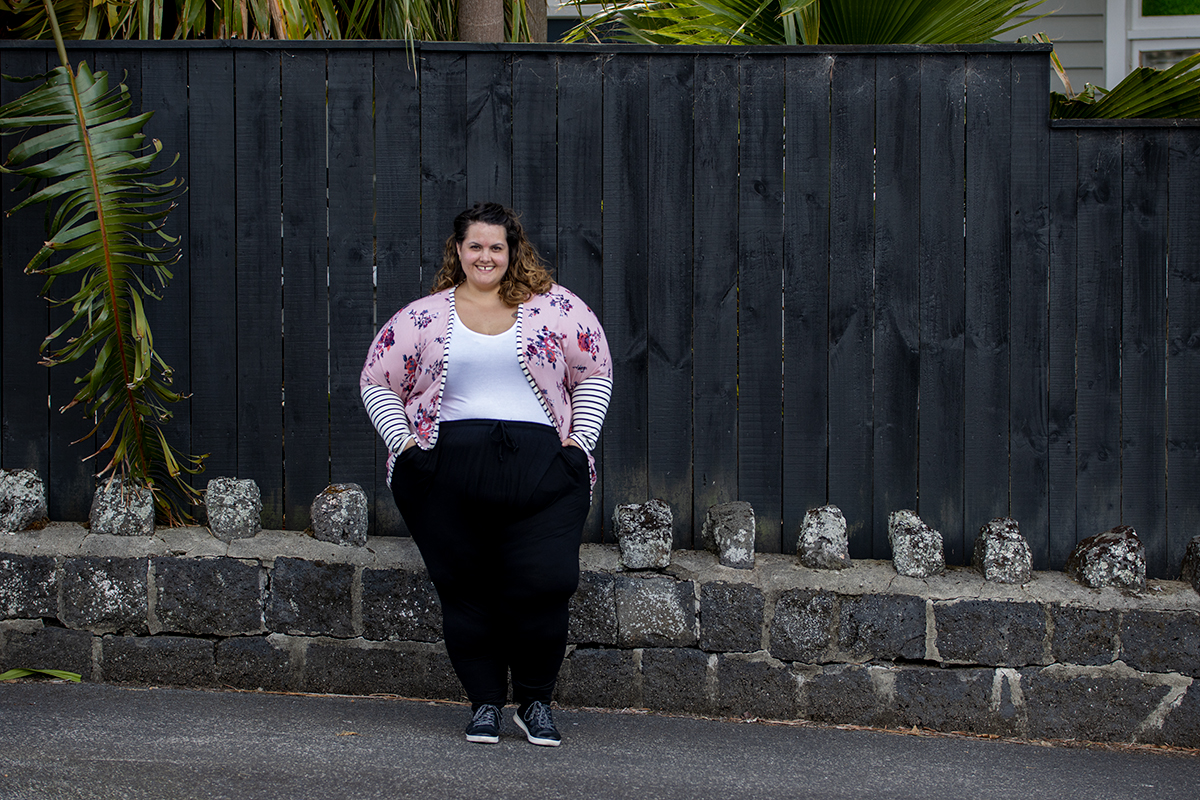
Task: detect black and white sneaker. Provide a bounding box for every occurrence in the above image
[465,704,501,744]
[514,701,562,747]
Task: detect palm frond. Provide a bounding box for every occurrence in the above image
[1051,51,1200,119]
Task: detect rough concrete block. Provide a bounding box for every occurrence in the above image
[891,666,996,734]
[568,570,617,646]
[701,501,755,570]
[972,517,1032,584]
[556,647,639,709]
[796,505,851,570]
[102,635,215,687]
[89,479,155,537]
[215,636,296,691]
[1021,665,1173,742]
[837,593,926,662]
[642,647,711,714]
[1119,610,1200,678]
[204,477,262,543]
[714,655,800,719]
[60,557,147,635]
[265,558,355,637]
[614,499,672,570]
[1050,605,1119,666]
[361,567,442,643]
[935,600,1047,667]
[0,554,57,618]
[311,484,368,548]
[1065,525,1146,592]
[304,641,461,700]
[700,581,764,653]
[0,626,93,679]
[769,589,835,663]
[1146,681,1200,748]
[615,574,696,648]
[887,510,945,578]
[802,664,893,727]
[153,557,265,636]
[0,468,48,532]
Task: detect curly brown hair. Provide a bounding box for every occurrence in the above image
[431,202,553,306]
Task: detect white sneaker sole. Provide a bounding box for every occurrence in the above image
[513,711,561,747]
[465,732,500,744]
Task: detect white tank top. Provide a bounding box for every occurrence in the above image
[440,309,553,425]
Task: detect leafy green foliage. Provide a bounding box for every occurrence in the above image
[566,0,1045,45]
[0,14,205,524]
[1051,51,1200,119]
[0,667,82,681]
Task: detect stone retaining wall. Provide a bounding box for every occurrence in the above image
[2,523,1198,747]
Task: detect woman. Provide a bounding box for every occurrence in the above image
[360,203,612,747]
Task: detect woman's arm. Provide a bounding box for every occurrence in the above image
[567,376,613,451]
[361,383,415,455]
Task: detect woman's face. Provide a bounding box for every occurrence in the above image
[456,222,510,295]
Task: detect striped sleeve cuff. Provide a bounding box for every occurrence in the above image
[568,376,613,452]
[361,384,414,455]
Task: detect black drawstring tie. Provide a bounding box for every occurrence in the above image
[490,421,520,463]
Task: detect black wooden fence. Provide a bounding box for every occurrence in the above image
[2,41,1197,578]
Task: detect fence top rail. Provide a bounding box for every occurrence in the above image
[0,39,1054,56]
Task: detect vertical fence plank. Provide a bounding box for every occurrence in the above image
[963,53,1012,564]
[1075,130,1123,543]
[234,49,284,527]
[373,51,423,536]
[647,54,694,548]
[421,51,467,288]
[918,54,966,550]
[872,54,921,559]
[513,53,558,267]
[828,53,875,557]
[1009,52,1051,570]
[466,52,512,206]
[601,54,649,525]
[188,50,238,485]
[556,54,605,540]
[692,55,739,545]
[281,50,329,530]
[328,51,377,525]
[1167,128,1200,577]
[1047,128,1079,570]
[1122,129,1168,577]
[782,54,831,553]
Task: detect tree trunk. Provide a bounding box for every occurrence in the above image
[526,0,547,43]
[458,0,505,41]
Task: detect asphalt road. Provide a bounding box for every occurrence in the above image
[1,681,1197,800]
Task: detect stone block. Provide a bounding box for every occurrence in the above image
[265,558,355,637]
[304,641,462,700]
[802,664,892,727]
[615,574,696,648]
[215,636,296,691]
[1119,610,1200,678]
[1147,681,1200,748]
[796,505,851,570]
[890,666,995,734]
[102,635,215,687]
[204,477,262,543]
[701,501,755,570]
[642,647,711,714]
[614,499,672,570]
[0,626,94,679]
[311,484,368,548]
[1021,665,1173,742]
[555,647,639,709]
[568,570,617,646]
[60,557,147,634]
[0,468,47,532]
[0,554,58,618]
[714,655,800,719]
[89,479,155,537]
[1180,536,1200,594]
[153,556,265,636]
[887,510,944,578]
[971,517,1032,584]
[700,581,764,653]
[361,567,443,643]
[1050,605,1119,666]
[768,589,835,663]
[837,593,926,662]
[934,600,1047,667]
[1065,525,1146,591]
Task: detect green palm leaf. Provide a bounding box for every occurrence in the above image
[1051,51,1200,119]
[0,3,205,524]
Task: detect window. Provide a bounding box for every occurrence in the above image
[1108,0,1200,85]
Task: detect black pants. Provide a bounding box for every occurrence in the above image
[391,419,591,708]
